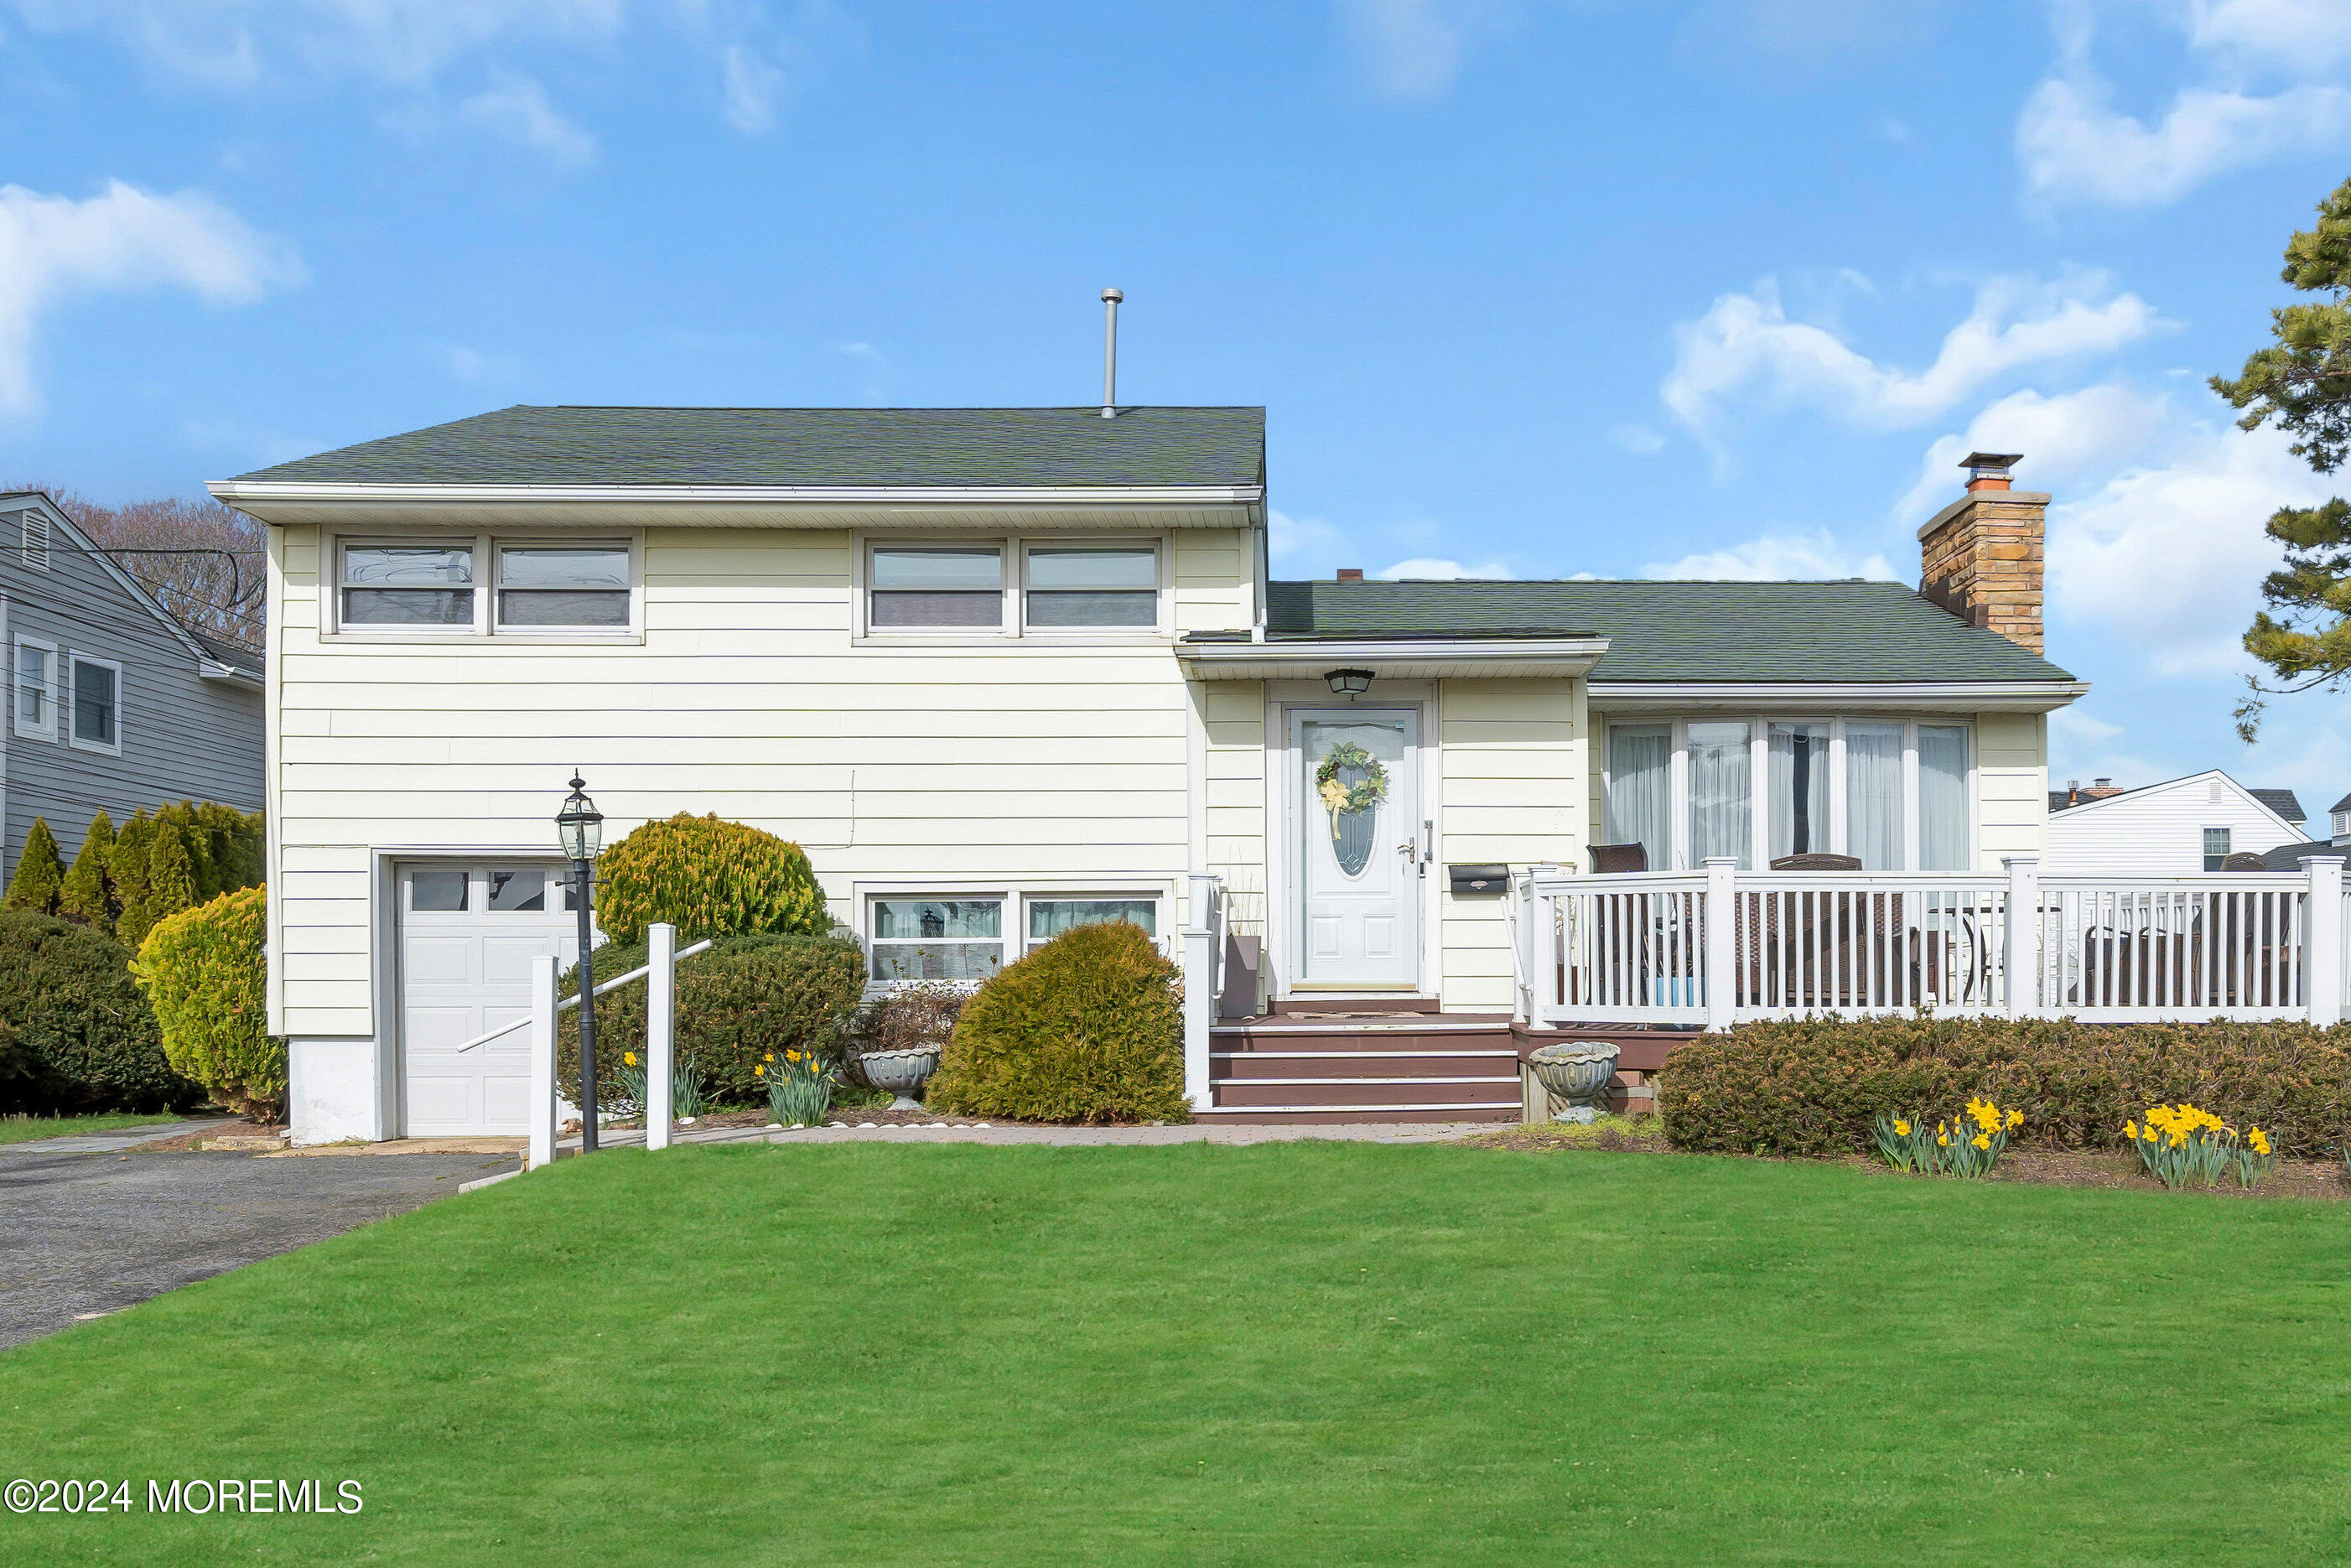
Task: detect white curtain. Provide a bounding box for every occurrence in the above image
[1605,725,1672,868]
[1918,725,1969,870]
[1768,722,1829,860]
[1686,721,1752,869]
[1845,724,1904,870]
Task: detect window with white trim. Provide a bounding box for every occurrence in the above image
[340,543,475,626]
[68,656,121,752]
[869,898,1006,981]
[864,537,1163,636]
[2203,828,2232,872]
[496,544,631,628]
[13,637,55,740]
[1026,896,1156,953]
[1604,718,1973,871]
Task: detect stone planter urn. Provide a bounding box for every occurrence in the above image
[858,1046,941,1112]
[1528,1041,1622,1124]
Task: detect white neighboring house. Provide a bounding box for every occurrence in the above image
[2045,771,2306,875]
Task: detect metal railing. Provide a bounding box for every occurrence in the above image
[1523,856,2348,1030]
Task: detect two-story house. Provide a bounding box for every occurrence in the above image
[3,491,263,885]
[210,412,2084,1142]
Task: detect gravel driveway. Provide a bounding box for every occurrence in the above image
[0,1144,516,1350]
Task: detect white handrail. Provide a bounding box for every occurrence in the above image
[454,937,714,1054]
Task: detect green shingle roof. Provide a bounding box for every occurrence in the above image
[232,405,1266,490]
[1263,579,2076,683]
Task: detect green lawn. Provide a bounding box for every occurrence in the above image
[2,1143,2347,1565]
[0,1111,195,1146]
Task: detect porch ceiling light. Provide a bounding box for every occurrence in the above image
[556,773,604,862]
[1324,667,1374,697]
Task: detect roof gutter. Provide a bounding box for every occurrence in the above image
[1589,679,2089,713]
[1180,636,1609,679]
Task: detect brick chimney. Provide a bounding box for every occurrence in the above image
[1336,568,1364,583]
[1918,451,2045,653]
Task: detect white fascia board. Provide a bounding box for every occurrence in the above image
[208,480,1263,510]
[1588,679,2090,713]
[198,660,264,689]
[1178,637,1608,679]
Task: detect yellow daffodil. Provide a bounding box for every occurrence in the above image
[1893,1119,1911,1137]
[2250,1128,2271,1155]
[755,1063,766,1077]
[1972,1133,1990,1150]
[2007,1109,2024,1129]
[1937,1133,1949,1147]
[765,1053,775,1062]
[624,1051,636,1067]
[2125,1121,2138,1139]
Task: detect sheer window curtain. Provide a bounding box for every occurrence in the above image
[1605,726,1672,869]
[1686,721,1752,869]
[1845,724,1904,870]
[1769,723,1829,860]
[1918,725,1969,870]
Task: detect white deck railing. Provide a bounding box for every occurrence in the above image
[1521,856,2348,1030]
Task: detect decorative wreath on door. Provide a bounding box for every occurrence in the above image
[1315,742,1390,839]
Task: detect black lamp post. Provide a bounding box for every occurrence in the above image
[556,774,605,1153]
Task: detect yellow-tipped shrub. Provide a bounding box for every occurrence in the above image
[929,920,1188,1125]
[593,813,828,947]
[132,885,282,1120]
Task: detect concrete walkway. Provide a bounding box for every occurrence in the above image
[0,1117,235,1155]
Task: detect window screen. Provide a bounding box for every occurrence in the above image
[870,548,1004,628]
[497,546,630,627]
[343,544,475,626]
[1025,547,1157,628]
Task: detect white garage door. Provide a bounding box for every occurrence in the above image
[399,864,579,1137]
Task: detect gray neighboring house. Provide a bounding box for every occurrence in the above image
[2,491,263,884]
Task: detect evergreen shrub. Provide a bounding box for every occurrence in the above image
[0,910,188,1114]
[132,886,281,1121]
[558,932,866,1109]
[929,920,1188,1125]
[4,818,65,912]
[58,810,116,927]
[593,814,829,948]
[1655,1015,2351,1160]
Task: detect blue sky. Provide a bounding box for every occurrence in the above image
[5,1,2351,811]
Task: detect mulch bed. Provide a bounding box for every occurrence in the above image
[1471,1120,2351,1199]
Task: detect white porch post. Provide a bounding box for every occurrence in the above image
[1703,857,1736,1032]
[1182,873,1220,1110]
[2002,856,2039,1019]
[2305,856,2343,1025]
[527,954,558,1171]
[646,922,676,1151]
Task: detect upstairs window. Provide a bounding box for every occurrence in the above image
[1023,546,1157,628]
[2203,828,2232,872]
[13,638,54,740]
[869,547,1004,629]
[341,543,475,626]
[496,545,630,628]
[70,657,119,751]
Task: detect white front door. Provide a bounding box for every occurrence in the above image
[1294,709,1421,989]
[398,864,578,1137]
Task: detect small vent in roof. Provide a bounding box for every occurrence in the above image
[18,511,47,571]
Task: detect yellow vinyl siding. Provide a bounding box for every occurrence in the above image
[269,524,1254,1037]
[1436,678,1586,1010]
[1975,711,2047,869]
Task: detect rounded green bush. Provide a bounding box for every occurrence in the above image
[132,885,282,1120]
[594,813,830,948]
[0,909,189,1114]
[558,932,866,1109]
[1654,1014,2351,1159]
[929,920,1188,1125]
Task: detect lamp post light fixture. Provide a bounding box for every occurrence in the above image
[556,774,605,1153]
[1324,667,1374,698]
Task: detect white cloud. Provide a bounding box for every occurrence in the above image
[2047,419,2332,675]
[8,0,629,88]
[1607,423,1667,454]
[1336,0,1482,97]
[2017,72,2351,210]
[0,180,302,413]
[722,43,786,132]
[458,75,597,166]
[1269,508,1354,574]
[1894,382,2172,522]
[2188,0,2351,70]
[1376,557,1513,579]
[1663,273,2162,434]
[1644,529,1897,582]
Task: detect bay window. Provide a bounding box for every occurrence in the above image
[1604,718,1975,871]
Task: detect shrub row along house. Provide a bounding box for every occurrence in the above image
[209,409,2084,1143]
